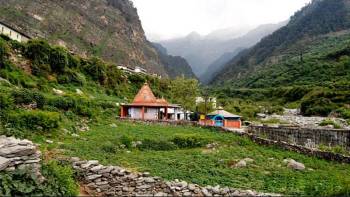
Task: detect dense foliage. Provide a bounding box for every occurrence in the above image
[0,161,78,196]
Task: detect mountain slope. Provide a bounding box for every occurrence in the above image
[211,0,350,86]
[160,22,286,78]
[200,48,243,84]
[0,0,169,76]
[152,43,197,79]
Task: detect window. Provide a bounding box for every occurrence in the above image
[144,108,148,113]
[1,27,3,33]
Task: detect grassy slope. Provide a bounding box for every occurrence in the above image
[38,118,350,196]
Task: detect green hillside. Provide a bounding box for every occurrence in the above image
[211,0,350,86]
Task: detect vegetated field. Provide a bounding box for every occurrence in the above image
[49,121,350,196]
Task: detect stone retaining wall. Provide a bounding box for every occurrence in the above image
[71,157,279,197]
[0,135,43,180]
[248,126,350,151]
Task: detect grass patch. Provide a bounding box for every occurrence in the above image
[50,120,350,196]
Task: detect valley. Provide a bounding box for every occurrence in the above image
[0,0,350,196]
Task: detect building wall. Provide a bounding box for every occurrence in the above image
[129,107,158,120]
[224,120,241,129]
[0,23,29,42]
[144,108,158,120]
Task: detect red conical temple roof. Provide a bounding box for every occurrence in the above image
[132,83,157,104]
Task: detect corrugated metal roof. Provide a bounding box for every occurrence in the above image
[208,109,241,118]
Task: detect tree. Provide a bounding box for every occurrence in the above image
[169,77,199,111]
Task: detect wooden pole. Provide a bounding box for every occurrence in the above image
[141,107,145,120]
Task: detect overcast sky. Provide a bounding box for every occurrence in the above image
[131,0,312,41]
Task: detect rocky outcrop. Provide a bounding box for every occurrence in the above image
[0,136,43,180]
[0,0,167,76]
[71,158,280,196]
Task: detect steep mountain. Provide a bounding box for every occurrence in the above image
[211,0,350,87]
[152,43,197,79]
[200,48,244,85]
[160,22,286,78]
[0,0,169,76]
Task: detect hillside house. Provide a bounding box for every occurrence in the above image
[196,97,217,109]
[0,21,30,42]
[200,108,241,129]
[120,83,188,120]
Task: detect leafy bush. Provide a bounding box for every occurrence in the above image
[0,161,78,196]
[120,135,133,149]
[171,134,209,148]
[0,93,14,110]
[101,141,119,153]
[49,47,68,73]
[138,139,177,151]
[0,38,9,64]
[319,119,341,129]
[301,97,336,116]
[7,110,60,131]
[11,89,46,109]
[25,40,51,66]
[82,57,107,85]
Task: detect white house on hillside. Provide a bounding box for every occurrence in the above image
[196,97,217,109]
[0,21,30,42]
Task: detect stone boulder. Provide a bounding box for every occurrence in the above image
[283,159,305,171]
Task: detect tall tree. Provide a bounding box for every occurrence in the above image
[169,77,200,111]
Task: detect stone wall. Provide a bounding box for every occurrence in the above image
[71,157,279,197]
[0,136,43,180]
[248,126,350,151]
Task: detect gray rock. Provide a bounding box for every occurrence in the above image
[144,177,155,183]
[183,191,192,196]
[287,160,305,171]
[0,156,10,170]
[45,140,53,144]
[81,160,99,169]
[188,184,196,191]
[0,145,36,157]
[202,188,212,197]
[87,174,102,180]
[235,160,247,168]
[90,165,104,172]
[154,192,168,197]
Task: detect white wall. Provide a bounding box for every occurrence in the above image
[144,108,158,120]
[0,24,29,42]
[129,107,158,120]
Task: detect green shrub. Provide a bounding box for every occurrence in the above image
[82,57,107,85]
[0,161,78,196]
[138,139,177,151]
[0,94,14,110]
[47,96,76,111]
[301,97,336,116]
[42,161,78,196]
[101,141,119,153]
[7,110,60,131]
[11,89,46,109]
[49,47,68,73]
[0,38,9,64]
[171,134,209,148]
[319,119,341,129]
[25,40,51,66]
[120,135,133,149]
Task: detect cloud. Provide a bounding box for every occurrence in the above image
[131,0,311,40]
